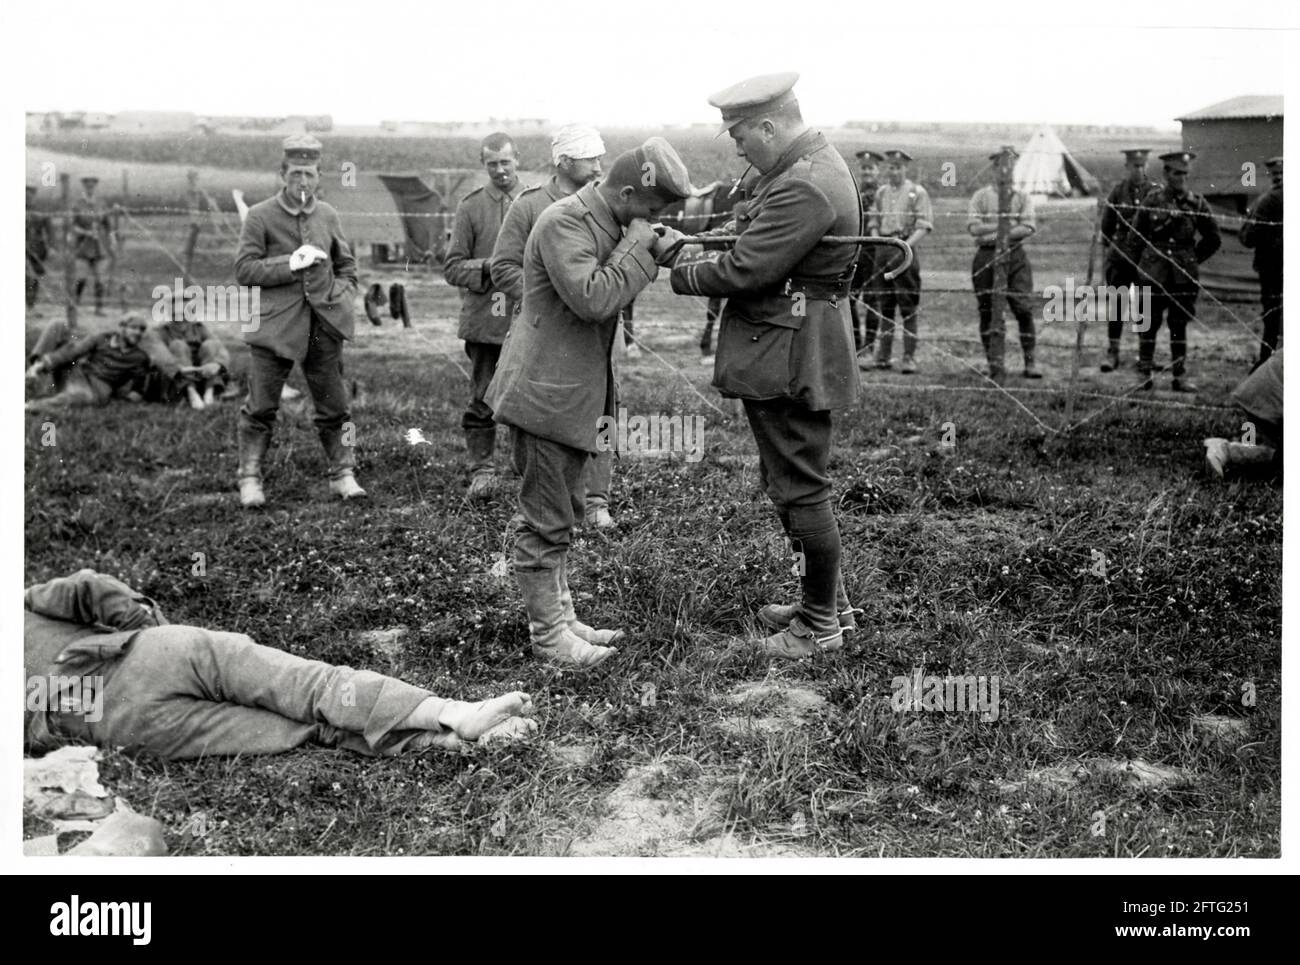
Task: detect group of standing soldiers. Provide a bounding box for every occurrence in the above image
[845,145,1282,387]
[25,176,118,316]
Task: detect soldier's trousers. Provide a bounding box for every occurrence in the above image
[509,426,587,571]
[462,340,502,433]
[1103,255,1143,344]
[1139,289,1197,376]
[166,338,227,393]
[48,625,437,759]
[1260,269,1282,362]
[973,245,1037,368]
[872,250,921,362]
[743,398,842,632]
[849,249,878,352]
[585,448,613,511]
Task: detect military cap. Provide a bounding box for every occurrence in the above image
[282,133,323,164]
[988,146,1019,161]
[708,71,800,137]
[1159,150,1196,173]
[1265,156,1283,172]
[882,150,913,163]
[855,149,885,162]
[1122,149,1151,162]
[80,176,99,186]
[632,136,692,200]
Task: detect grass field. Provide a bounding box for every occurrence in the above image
[23,181,1281,855]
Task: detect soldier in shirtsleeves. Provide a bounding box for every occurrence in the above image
[1133,150,1222,392]
[234,134,365,507]
[25,570,536,759]
[490,124,620,531]
[444,132,528,500]
[486,138,691,669]
[850,149,883,359]
[26,185,53,314]
[26,313,180,411]
[1240,156,1283,367]
[70,176,113,315]
[868,149,932,373]
[153,297,232,410]
[968,147,1041,382]
[1099,148,1160,372]
[656,72,865,660]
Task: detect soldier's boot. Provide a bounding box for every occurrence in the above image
[185,384,206,410]
[237,427,269,509]
[1022,348,1043,379]
[321,426,367,499]
[1136,338,1156,390]
[518,567,617,669]
[74,279,86,306]
[93,281,105,316]
[755,509,844,659]
[558,561,624,646]
[465,427,497,500]
[1170,356,1196,393]
[758,570,861,634]
[1099,339,1121,373]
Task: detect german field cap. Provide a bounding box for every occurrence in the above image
[855,149,885,162]
[1265,156,1283,171]
[283,133,323,164]
[1160,150,1195,172]
[708,71,800,137]
[635,136,692,200]
[1122,149,1151,162]
[883,149,913,163]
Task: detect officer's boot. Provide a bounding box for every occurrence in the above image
[1022,345,1042,379]
[237,426,269,509]
[756,505,844,659]
[1135,337,1155,390]
[74,279,86,306]
[557,557,624,646]
[517,567,617,669]
[320,425,367,499]
[1170,350,1195,393]
[465,427,497,500]
[1099,338,1121,373]
[93,281,105,316]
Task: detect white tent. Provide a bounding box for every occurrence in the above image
[1013,126,1100,199]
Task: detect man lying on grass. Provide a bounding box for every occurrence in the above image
[25,570,536,759]
[25,313,182,412]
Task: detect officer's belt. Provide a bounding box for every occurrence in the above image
[781,276,852,300]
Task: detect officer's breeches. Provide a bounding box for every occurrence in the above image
[1139,290,1196,374]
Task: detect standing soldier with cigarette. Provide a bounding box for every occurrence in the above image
[233,134,365,507]
[444,132,528,500]
[1133,151,1222,392]
[1240,156,1283,367]
[657,72,863,659]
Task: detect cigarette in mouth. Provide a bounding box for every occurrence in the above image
[301,190,307,204]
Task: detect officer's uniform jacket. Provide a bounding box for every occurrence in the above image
[1101,177,1160,268]
[670,129,861,409]
[1134,184,1222,293]
[234,191,358,362]
[486,183,658,453]
[444,179,527,343]
[1240,185,1283,279]
[71,196,110,261]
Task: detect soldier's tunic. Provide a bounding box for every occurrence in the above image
[489,175,616,510]
[70,195,110,263]
[671,128,859,632]
[444,179,526,437]
[1240,182,1283,361]
[1101,176,1161,343]
[868,178,932,362]
[486,183,659,570]
[32,326,179,405]
[1133,184,1222,376]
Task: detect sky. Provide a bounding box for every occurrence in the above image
[7,0,1298,130]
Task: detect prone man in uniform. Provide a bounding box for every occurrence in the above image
[26,185,53,314]
[70,176,113,315]
[850,149,883,359]
[444,132,528,500]
[490,124,620,530]
[658,72,863,659]
[1133,151,1222,392]
[234,134,366,507]
[486,139,691,669]
[869,150,932,373]
[1240,156,1282,366]
[968,147,1041,381]
[1099,148,1160,372]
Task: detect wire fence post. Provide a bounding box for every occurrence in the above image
[991,148,1014,379]
[59,171,77,330]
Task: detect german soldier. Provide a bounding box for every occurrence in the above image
[869,149,932,373]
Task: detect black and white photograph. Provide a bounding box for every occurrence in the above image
[6,0,1295,884]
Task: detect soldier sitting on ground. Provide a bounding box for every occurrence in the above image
[153,301,232,410]
[25,569,538,759]
[25,313,181,412]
